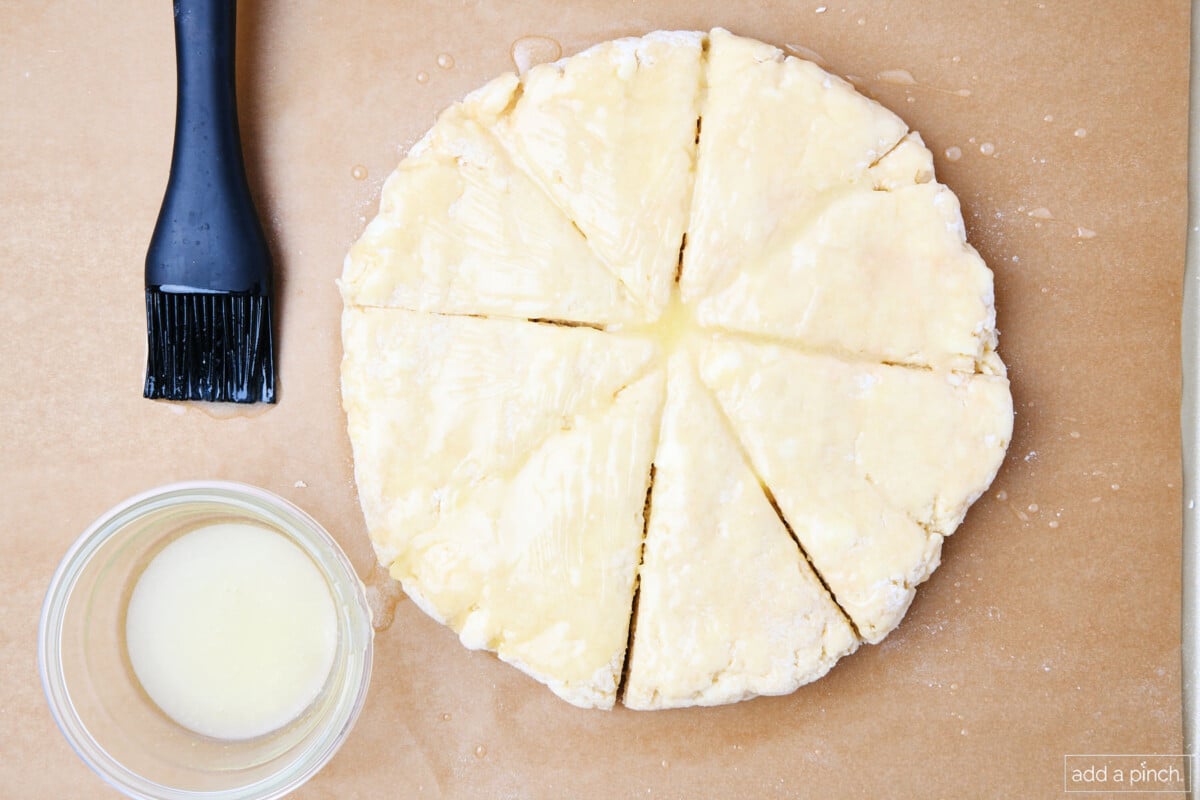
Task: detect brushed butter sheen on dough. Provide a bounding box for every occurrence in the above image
[490,31,705,318]
[684,29,999,373]
[623,354,858,710]
[341,27,1012,708]
[698,338,1012,642]
[339,80,643,325]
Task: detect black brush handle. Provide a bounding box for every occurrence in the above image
[146,0,271,294]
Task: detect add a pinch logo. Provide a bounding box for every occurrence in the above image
[1065,755,1193,793]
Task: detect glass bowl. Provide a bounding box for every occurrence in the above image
[38,481,374,800]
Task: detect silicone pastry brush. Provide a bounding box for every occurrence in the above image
[144,0,275,403]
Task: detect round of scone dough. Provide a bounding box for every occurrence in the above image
[340,28,1013,710]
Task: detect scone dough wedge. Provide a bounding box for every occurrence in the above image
[393,369,664,710]
[691,180,1001,373]
[683,29,999,373]
[624,354,858,709]
[341,308,657,565]
[340,76,642,326]
[699,339,1012,643]
[492,31,704,318]
[682,28,907,303]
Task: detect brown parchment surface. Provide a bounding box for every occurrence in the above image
[0,1,1189,797]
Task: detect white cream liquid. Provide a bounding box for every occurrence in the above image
[125,522,338,740]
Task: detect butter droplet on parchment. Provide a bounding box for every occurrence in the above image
[877,68,917,86]
[364,563,405,631]
[510,36,562,75]
[784,43,828,68]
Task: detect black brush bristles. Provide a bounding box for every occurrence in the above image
[144,289,275,404]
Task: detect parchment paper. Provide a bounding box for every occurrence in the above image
[0,1,1188,797]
